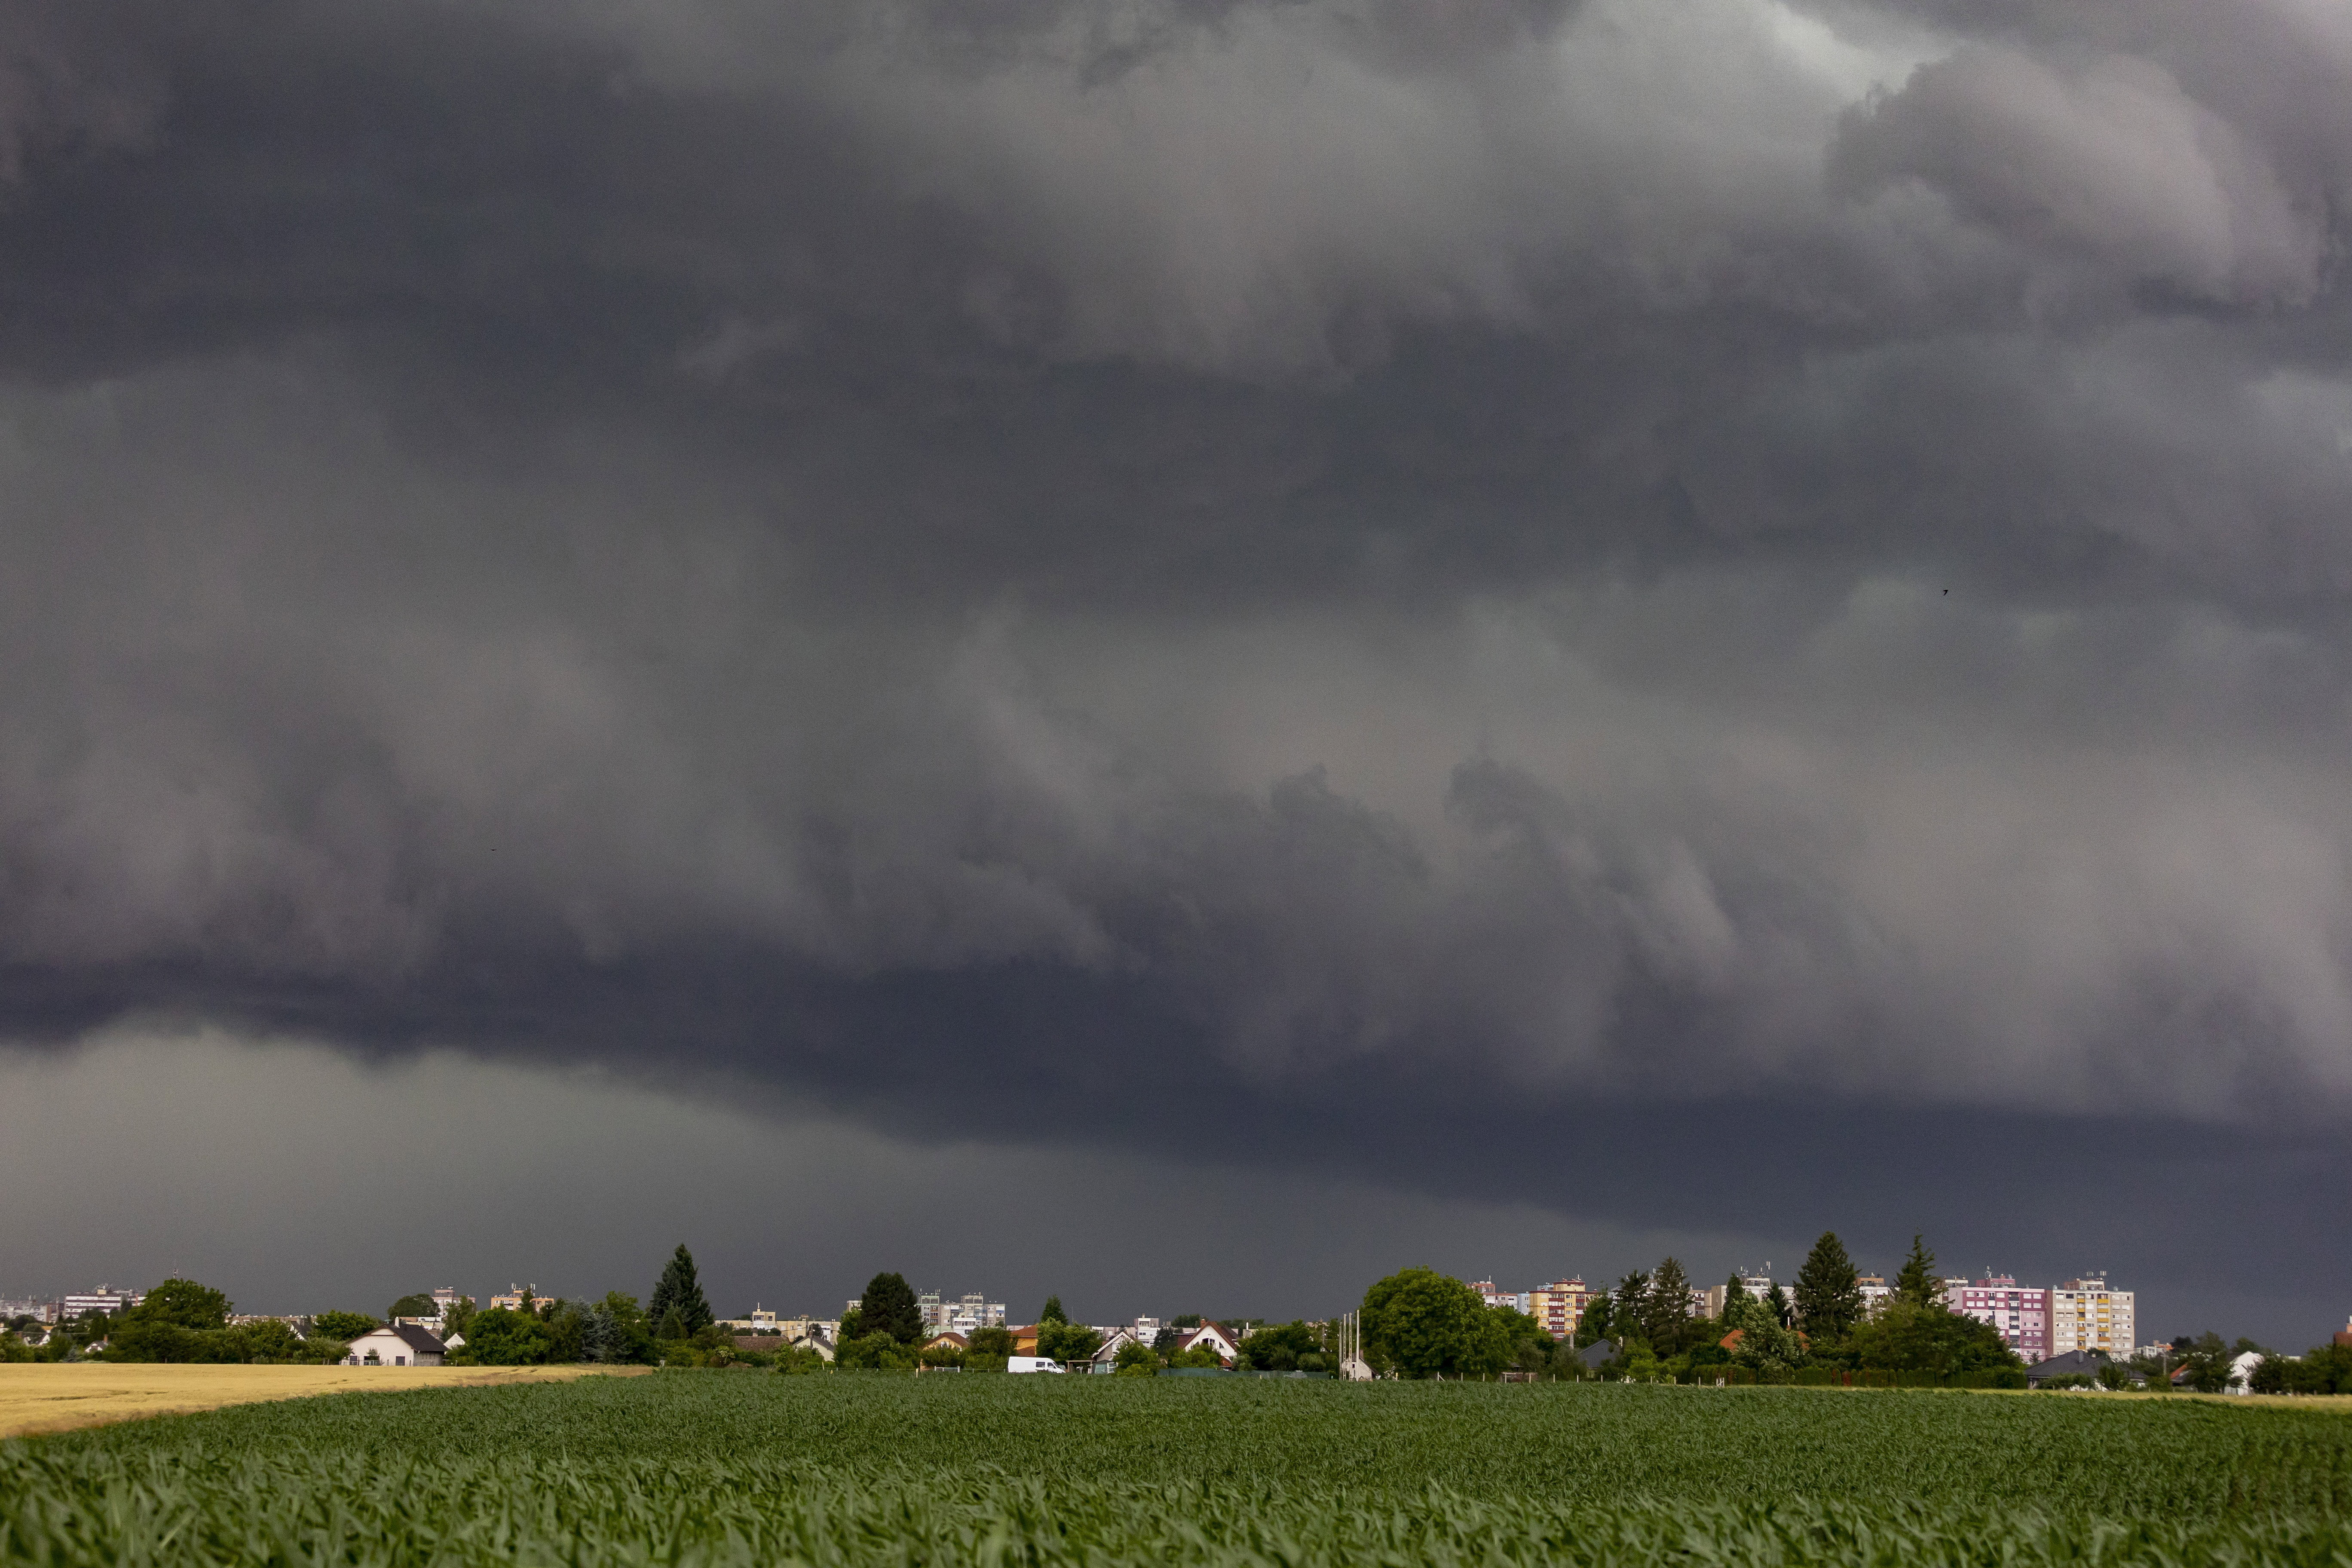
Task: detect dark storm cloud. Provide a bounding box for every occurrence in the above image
[3,0,2351,1323]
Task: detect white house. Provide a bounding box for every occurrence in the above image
[1086,1328,1144,1371]
[1177,1323,1240,1364]
[343,1323,446,1367]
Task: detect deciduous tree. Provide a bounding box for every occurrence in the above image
[1237,1320,1321,1371]
[1037,1320,1103,1363]
[136,1279,233,1331]
[1360,1268,1508,1379]
[1847,1302,2020,1376]
[312,1310,379,1342]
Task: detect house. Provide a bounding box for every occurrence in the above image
[2025,1350,2120,1387]
[343,1323,446,1367]
[789,1323,836,1362]
[1086,1328,1142,1371]
[1012,1324,1041,1356]
[1574,1339,1617,1372]
[2169,1354,2268,1393]
[1177,1323,1240,1364]
[924,1332,970,1355]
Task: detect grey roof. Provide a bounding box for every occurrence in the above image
[2024,1350,2111,1382]
[379,1322,446,1354]
[1575,1339,1617,1369]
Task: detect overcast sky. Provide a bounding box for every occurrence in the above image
[1,0,2347,1347]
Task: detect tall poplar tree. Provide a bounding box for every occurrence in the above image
[647,1244,713,1337]
[1793,1232,1865,1342]
[1893,1234,1946,1308]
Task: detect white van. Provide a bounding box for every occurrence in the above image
[1007,1357,1066,1375]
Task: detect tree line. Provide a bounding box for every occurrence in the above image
[1358,1235,2027,1383]
[0,1245,812,1370]
[833,1272,1338,1373]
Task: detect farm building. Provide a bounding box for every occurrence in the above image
[343,1323,446,1366]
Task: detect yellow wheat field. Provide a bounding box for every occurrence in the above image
[0,1363,653,1439]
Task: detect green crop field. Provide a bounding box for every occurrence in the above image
[4,1374,2349,1565]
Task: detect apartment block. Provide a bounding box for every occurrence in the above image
[61,1285,143,1319]
[1471,1280,1526,1312]
[2048,1277,2134,1357]
[1526,1279,1593,1338]
[1701,1274,1776,1320]
[1948,1274,2050,1361]
[916,1291,1006,1335]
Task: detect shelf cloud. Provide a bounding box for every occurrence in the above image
[2,0,2348,1328]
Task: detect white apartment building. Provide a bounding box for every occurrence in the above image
[0,1297,58,1324]
[1701,1274,1777,1320]
[62,1285,142,1319]
[900,1291,1006,1335]
[1471,1280,1526,1312]
[2048,1277,2134,1357]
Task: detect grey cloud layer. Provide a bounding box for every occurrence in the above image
[3,0,2352,1248]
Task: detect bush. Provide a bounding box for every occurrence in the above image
[836,1333,919,1372]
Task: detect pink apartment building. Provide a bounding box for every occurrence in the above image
[1948,1274,2049,1361]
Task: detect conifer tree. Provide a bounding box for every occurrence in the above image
[1611,1271,1651,1346]
[1644,1257,1694,1351]
[858,1272,922,1344]
[647,1244,713,1337]
[1577,1291,1616,1347]
[1893,1234,1946,1308]
[1793,1232,1865,1342]
[1039,1295,1069,1325]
